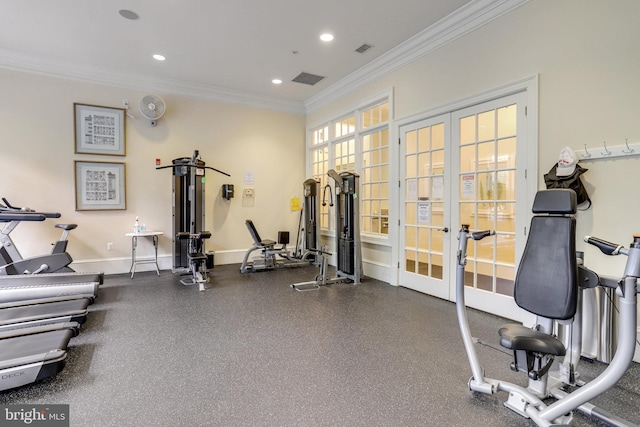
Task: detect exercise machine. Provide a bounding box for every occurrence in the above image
[0,201,76,274]
[299,178,320,260]
[240,179,320,273]
[0,275,98,391]
[0,272,100,391]
[156,150,229,291]
[176,231,211,291]
[292,170,362,290]
[0,326,76,391]
[456,189,639,426]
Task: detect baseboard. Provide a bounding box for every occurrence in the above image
[70,249,250,275]
[211,249,247,266]
[362,259,392,283]
[70,250,393,282]
[70,255,172,275]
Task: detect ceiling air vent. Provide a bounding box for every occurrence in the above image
[355,43,373,53]
[292,72,325,86]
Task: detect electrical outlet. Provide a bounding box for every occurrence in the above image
[107,242,114,251]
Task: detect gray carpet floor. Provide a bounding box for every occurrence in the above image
[1,264,639,426]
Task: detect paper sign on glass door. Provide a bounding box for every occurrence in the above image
[432,176,444,200]
[462,174,475,198]
[418,201,431,224]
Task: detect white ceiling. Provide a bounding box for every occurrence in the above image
[1,0,491,113]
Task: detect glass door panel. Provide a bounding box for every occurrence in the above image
[450,93,529,321]
[399,115,450,299]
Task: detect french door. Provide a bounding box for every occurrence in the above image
[399,114,451,299]
[399,92,533,322]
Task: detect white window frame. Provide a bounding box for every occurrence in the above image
[306,89,394,244]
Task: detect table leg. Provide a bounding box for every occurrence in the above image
[153,235,160,276]
[129,235,138,278]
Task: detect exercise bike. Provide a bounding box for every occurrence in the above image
[177,231,211,291]
[456,189,639,427]
[0,198,76,274]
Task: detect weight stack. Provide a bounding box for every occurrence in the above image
[338,238,355,275]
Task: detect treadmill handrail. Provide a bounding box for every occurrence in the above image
[0,212,46,222]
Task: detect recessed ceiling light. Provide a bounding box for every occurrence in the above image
[118,9,139,20]
[272,79,283,85]
[320,33,334,42]
[153,54,166,61]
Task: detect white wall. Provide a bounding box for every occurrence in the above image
[0,69,306,273]
[307,0,640,277]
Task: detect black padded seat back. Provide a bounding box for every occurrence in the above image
[531,188,577,215]
[514,189,578,320]
[245,220,262,244]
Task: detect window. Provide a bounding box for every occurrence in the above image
[334,138,356,172]
[335,116,355,138]
[312,125,329,145]
[307,96,391,237]
[361,128,389,234]
[310,127,330,229]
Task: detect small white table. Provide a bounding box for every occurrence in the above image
[125,231,163,278]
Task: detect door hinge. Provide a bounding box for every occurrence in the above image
[398,138,401,145]
[398,219,401,226]
[398,180,401,188]
[525,106,528,116]
[525,169,527,179]
[524,226,527,236]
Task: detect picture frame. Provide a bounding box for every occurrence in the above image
[74,103,126,156]
[75,161,126,211]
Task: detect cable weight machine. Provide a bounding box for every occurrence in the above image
[298,178,320,261]
[292,170,362,291]
[156,150,230,291]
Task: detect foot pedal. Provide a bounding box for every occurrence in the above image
[291,283,320,291]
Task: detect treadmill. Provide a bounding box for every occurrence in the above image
[0,297,89,333]
[0,210,103,303]
[0,327,75,391]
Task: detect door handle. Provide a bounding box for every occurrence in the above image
[438,227,449,233]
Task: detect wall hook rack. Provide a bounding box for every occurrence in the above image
[576,139,640,161]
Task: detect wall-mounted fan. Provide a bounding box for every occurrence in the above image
[139,95,166,126]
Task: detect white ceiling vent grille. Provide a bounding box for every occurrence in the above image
[292,72,325,86]
[355,43,373,53]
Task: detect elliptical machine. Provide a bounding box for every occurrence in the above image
[0,198,76,274]
[156,150,229,291]
[291,170,362,290]
[455,189,638,427]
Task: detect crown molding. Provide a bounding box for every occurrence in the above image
[0,0,526,117]
[0,49,306,115]
[304,0,529,114]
